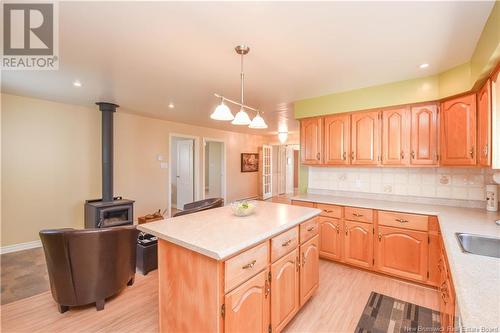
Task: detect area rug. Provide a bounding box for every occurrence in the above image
[355,292,441,333]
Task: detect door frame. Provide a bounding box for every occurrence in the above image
[202,137,227,204]
[168,133,200,217]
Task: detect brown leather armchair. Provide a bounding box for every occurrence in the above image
[173,197,224,217]
[39,226,139,313]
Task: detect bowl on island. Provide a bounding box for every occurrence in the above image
[230,200,256,217]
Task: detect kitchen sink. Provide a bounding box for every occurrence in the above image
[456,233,500,259]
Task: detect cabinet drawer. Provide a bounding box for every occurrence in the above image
[316,203,342,218]
[300,217,319,243]
[344,207,373,223]
[224,241,269,293]
[291,200,315,208]
[271,227,299,262]
[378,211,428,231]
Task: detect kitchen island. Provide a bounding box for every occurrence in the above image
[138,201,321,333]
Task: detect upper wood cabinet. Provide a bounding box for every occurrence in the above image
[271,249,299,333]
[224,269,270,333]
[300,118,323,165]
[323,114,351,165]
[440,94,477,166]
[351,110,381,165]
[381,107,410,165]
[299,235,319,306]
[343,220,373,269]
[375,226,428,282]
[477,79,492,166]
[410,104,439,165]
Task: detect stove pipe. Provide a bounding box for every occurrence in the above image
[96,102,119,202]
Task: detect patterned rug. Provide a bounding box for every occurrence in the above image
[356,292,441,333]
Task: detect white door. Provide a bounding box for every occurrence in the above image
[262,145,272,200]
[176,140,194,209]
[278,146,287,195]
[207,142,222,198]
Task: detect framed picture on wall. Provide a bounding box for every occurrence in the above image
[241,153,259,172]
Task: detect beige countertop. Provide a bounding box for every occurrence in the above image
[291,193,500,331]
[137,201,320,261]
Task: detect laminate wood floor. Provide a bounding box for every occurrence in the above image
[1,260,438,333]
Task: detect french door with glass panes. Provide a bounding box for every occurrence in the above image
[261,145,272,200]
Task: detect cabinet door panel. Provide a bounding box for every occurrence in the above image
[299,235,319,306]
[324,114,350,165]
[375,226,428,282]
[319,217,342,261]
[351,111,380,165]
[382,107,410,165]
[225,269,270,333]
[477,80,491,166]
[300,118,323,165]
[410,104,438,165]
[428,233,440,287]
[271,249,299,333]
[344,221,373,268]
[440,94,476,165]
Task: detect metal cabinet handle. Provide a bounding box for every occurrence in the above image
[342,151,347,160]
[483,144,488,157]
[323,209,333,213]
[411,151,415,159]
[302,253,306,266]
[264,279,270,298]
[281,239,292,247]
[345,229,348,236]
[395,218,409,223]
[470,146,474,159]
[353,213,363,217]
[242,260,256,270]
[296,256,300,271]
[307,226,315,232]
[335,225,340,234]
[316,152,320,160]
[351,151,355,160]
[401,151,405,159]
[378,233,382,241]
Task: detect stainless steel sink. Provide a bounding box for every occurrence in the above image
[456,233,500,259]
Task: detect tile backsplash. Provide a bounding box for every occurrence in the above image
[308,167,496,202]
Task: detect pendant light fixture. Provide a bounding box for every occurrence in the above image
[212,45,267,129]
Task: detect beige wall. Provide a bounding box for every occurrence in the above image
[1,93,267,246]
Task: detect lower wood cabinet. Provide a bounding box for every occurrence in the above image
[319,217,343,261]
[375,226,428,282]
[344,220,373,269]
[224,269,270,333]
[299,235,320,306]
[271,249,300,333]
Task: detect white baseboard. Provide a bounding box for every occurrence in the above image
[1,240,42,255]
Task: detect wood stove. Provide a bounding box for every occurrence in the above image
[84,102,134,228]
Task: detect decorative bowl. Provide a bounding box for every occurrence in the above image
[230,201,256,217]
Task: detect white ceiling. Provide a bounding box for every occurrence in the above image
[1,1,494,135]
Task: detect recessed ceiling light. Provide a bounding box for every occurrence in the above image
[168,102,175,109]
[419,63,429,69]
[73,80,82,87]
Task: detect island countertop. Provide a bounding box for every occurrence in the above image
[137,201,321,261]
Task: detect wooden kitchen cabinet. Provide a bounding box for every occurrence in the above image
[224,269,270,333]
[477,79,491,166]
[381,107,410,165]
[324,114,351,165]
[440,94,477,165]
[299,235,319,306]
[351,110,381,165]
[410,104,438,165]
[300,118,323,165]
[375,226,428,282]
[343,220,373,269]
[318,217,343,261]
[271,249,300,333]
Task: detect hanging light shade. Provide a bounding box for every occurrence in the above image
[278,131,288,143]
[210,100,234,121]
[249,112,268,129]
[232,108,251,125]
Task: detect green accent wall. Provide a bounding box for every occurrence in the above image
[295,2,500,193]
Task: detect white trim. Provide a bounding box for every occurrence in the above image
[202,137,227,204]
[1,240,42,254]
[168,133,201,218]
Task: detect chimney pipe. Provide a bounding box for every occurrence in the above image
[96,102,119,202]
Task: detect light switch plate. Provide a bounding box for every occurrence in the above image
[160,162,168,169]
